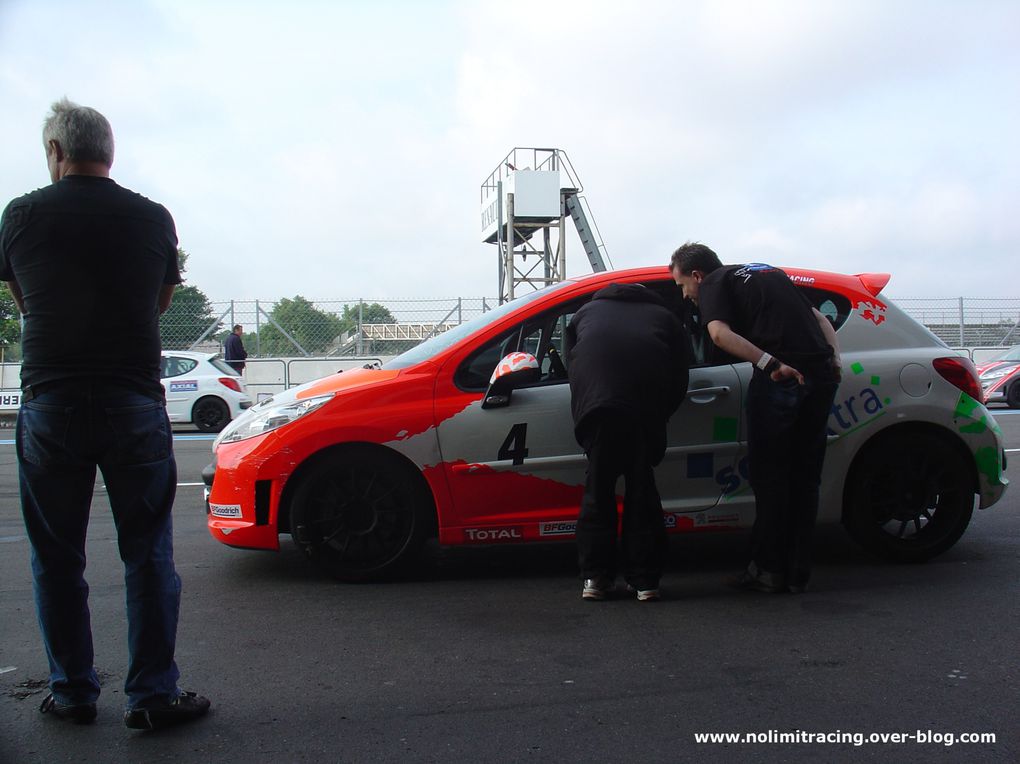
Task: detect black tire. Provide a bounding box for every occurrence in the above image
[843,432,974,562]
[289,448,433,581]
[1007,381,1020,409]
[193,396,230,433]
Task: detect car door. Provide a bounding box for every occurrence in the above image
[161,355,199,423]
[434,279,746,539]
[433,299,587,539]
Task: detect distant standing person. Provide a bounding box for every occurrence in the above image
[670,242,841,594]
[566,283,691,601]
[225,324,247,373]
[0,98,210,729]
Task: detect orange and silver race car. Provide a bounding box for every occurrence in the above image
[203,266,1008,580]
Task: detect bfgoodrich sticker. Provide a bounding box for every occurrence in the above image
[209,503,243,518]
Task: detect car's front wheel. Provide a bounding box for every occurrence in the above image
[843,432,974,562]
[193,396,230,432]
[289,447,434,581]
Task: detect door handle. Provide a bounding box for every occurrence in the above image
[686,385,731,398]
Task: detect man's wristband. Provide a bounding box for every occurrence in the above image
[756,352,773,371]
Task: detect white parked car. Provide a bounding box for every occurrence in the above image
[161,351,253,432]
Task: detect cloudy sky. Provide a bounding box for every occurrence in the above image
[1,0,1016,302]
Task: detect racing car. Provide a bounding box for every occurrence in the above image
[978,345,1020,408]
[203,266,1008,580]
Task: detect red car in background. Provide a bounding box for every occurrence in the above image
[978,345,1020,408]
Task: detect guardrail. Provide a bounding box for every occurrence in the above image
[0,356,388,415]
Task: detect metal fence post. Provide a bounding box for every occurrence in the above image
[959,297,965,347]
[255,299,261,356]
[358,299,364,355]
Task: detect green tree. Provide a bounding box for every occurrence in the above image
[258,296,344,355]
[338,302,399,355]
[160,284,220,350]
[0,282,22,360]
[339,302,397,333]
[159,249,220,349]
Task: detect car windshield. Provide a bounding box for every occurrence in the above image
[383,282,575,369]
[991,345,1020,362]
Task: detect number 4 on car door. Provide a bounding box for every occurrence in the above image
[498,423,529,465]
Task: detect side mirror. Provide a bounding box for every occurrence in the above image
[482,352,540,409]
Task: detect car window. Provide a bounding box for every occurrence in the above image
[455,297,590,391]
[210,358,239,375]
[800,287,852,330]
[161,356,198,378]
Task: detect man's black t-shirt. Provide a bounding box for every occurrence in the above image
[697,264,833,376]
[0,175,181,398]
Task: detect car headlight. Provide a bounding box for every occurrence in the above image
[214,393,333,448]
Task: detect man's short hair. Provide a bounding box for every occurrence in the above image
[42,98,115,167]
[232,325,243,332]
[670,242,723,275]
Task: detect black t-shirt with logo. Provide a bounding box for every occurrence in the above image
[0,176,181,398]
[697,263,834,378]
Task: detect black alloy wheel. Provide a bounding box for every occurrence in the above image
[289,449,432,581]
[193,396,230,433]
[843,432,974,562]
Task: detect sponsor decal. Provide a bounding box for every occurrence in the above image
[539,521,576,537]
[790,274,816,284]
[857,300,887,326]
[463,527,524,542]
[169,380,199,392]
[209,503,243,518]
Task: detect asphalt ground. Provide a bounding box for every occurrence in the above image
[1,411,1018,763]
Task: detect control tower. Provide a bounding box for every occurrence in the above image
[481,148,608,303]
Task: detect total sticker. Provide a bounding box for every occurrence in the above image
[209,503,243,518]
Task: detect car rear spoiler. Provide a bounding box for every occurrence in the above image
[855,273,890,297]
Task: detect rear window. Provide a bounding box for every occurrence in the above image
[210,358,240,376]
[800,287,852,330]
[161,356,198,378]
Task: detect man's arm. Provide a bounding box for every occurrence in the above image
[158,283,175,314]
[812,307,841,376]
[6,280,24,314]
[706,319,805,384]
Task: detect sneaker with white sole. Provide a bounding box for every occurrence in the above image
[582,577,613,600]
[626,584,661,601]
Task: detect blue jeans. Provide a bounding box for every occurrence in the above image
[17,381,182,709]
[745,371,840,587]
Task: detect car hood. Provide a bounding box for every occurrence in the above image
[278,367,401,403]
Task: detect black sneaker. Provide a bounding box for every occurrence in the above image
[582,577,613,601]
[124,691,211,730]
[39,693,97,724]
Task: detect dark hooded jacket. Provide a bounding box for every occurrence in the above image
[566,283,691,448]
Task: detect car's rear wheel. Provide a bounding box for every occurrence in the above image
[289,448,433,581]
[193,396,230,432]
[843,432,974,562]
[1007,380,1020,408]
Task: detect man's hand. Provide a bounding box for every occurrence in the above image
[771,362,805,385]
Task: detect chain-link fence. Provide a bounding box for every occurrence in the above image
[893,297,1020,348]
[160,297,496,357]
[1,295,1018,363]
